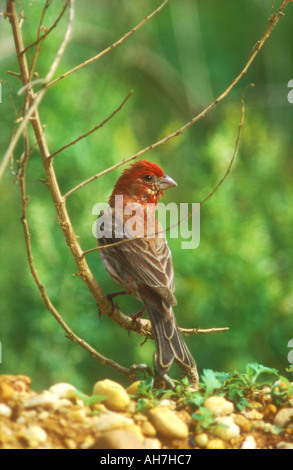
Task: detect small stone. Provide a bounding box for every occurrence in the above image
[204,396,234,416]
[94,412,134,432]
[212,416,240,441]
[233,414,251,432]
[263,404,277,421]
[133,413,148,423]
[241,435,257,449]
[80,436,95,449]
[276,441,293,449]
[38,411,49,420]
[69,408,88,421]
[0,374,31,395]
[143,438,161,449]
[205,438,226,449]
[48,383,76,398]
[94,411,144,440]
[126,381,142,395]
[0,403,12,418]
[18,425,47,445]
[158,399,175,408]
[250,420,276,434]
[23,391,58,409]
[273,408,293,428]
[92,379,130,411]
[194,433,209,448]
[0,383,14,402]
[92,429,144,449]
[64,438,76,449]
[141,420,157,437]
[246,409,263,420]
[148,407,189,440]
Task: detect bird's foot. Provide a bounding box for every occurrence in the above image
[154,373,175,390]
[97,291,128,320]
[127,362,153,382]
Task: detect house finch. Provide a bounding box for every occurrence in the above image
[98,160,198,386]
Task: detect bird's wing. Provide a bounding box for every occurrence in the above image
[98,207,176,305]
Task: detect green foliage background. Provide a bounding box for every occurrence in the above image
[0,0,292,393]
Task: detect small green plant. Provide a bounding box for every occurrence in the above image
[134,377,174,413]
[132,363,292,419]
[72,389,106,408]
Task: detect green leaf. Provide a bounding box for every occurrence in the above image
[200,369,223,394]
[245,363,280,385]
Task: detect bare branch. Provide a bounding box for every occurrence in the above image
[0,0,74,181]
[47,0,170,88]
[51,90,133,161]
[21,0,70,55]
[62,0,293,197]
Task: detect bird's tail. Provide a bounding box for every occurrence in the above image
[144,302,198,384]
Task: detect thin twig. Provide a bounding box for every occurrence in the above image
[51,90,133,161]
[62,1,293,198]
[21,0,69,55]
[0,0,74,181]
[180,327,230,336]
[47,0,170,88]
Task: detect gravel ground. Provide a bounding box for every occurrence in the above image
[0,374,292,449]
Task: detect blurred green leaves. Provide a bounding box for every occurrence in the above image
[0,1,293,391]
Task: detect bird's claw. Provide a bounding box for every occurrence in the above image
[154,373,176,390]
[128,362,153,381]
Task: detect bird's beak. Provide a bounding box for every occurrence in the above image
[158,174,178,190]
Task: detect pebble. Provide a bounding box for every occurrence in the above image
[205,438,226,449]
[143,438,161,449]
[276,441,293,449]
[94,411,144,440]
[23,392,59,409]
[245,409,263,420]
[0,403,12,418]
[126,381,142,395]
[233,414,251,432]
[48,383,76,399]
[140,420,157,437]
[241,435,257,449]
[18,425,47,445]
[0,383,15,402]
[273,408,293,428]
[263,404,277,421]
[212,416,240,441]
[148,407,189,440]
[194,433,209,448]
[0,376,31,403]
[204,396,234,416]
[92,379,130,411]
[250,420,276,433]
[92,429,144,449]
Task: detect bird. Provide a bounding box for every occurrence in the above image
[97,160,198,386]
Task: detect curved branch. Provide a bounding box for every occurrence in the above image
[47,0,170,88]
[63,1,293,197]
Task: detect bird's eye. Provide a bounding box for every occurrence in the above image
[143,174,154,182]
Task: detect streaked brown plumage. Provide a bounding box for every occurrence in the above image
[98,160,198,385]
